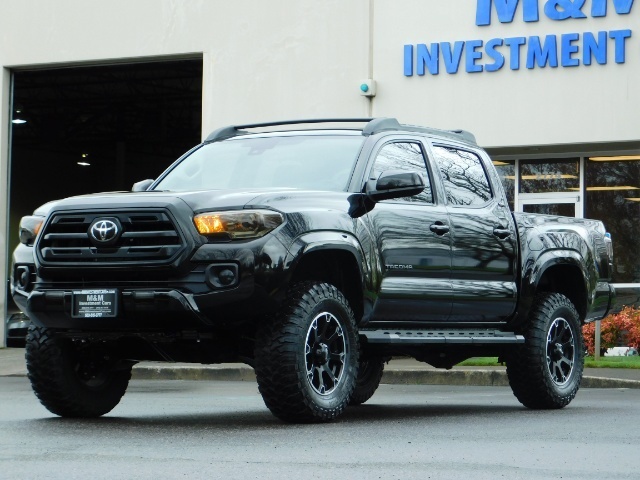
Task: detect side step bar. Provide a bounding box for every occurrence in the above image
[361,329,525,345]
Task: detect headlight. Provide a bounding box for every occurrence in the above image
[19,216,44,246]
[193,210,284,240]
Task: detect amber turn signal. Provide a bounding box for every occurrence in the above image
[193,210,284,240]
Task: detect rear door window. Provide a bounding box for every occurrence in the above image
[432,146,492,206]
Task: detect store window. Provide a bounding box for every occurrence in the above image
[519,158,580,194]
[493,159,515,210]
[586,157,640,283]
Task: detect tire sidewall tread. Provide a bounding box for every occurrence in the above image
[26,324,131,418]
[254,281,359,423]
[506,292,584,409]
[349,357,385,406]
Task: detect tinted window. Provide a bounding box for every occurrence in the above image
[432,146,492,206]
[370,142,433,203]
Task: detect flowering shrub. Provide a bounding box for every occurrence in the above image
[583,306,640,355]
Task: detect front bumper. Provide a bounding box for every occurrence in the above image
[14,275,282,332]
[12,234,290,332]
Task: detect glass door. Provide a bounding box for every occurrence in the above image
[518,193,582,218]
[516,158,583,218]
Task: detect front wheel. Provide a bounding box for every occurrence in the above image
[254,282,359,423]
[26,325,132,417]
[506,293,584,409]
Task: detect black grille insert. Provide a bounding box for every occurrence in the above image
[38,211,185,265]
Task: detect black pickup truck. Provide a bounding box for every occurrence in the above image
[11,118,615,422]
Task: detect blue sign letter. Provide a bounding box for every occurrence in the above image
[441,41,465,74]
[527,35,559,68]
[417,44,440,75]
[505,37,526,69]
[561,33,580,66]
[544,0,587,20]
[609,29,631,63]
[466,40,484,73]
[583,31,607,65]
[592,0,635,17]
[404,45,414,76]
[476,0,539,25]
[485,38,506,72]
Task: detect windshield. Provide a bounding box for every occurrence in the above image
[153,134,364,192]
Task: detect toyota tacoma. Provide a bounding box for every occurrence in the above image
[11,118,616,422]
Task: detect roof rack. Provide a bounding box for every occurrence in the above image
[204,118,476,145]
[364,118,477,144]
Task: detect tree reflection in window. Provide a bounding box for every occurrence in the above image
[371,142,433,203]
[433,146,492,206]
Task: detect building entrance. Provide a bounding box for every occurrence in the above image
[518,193,582,218]
[516,157,582,218]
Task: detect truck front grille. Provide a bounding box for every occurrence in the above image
[37,210,185,265]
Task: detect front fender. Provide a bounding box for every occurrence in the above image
[284,231,367,280]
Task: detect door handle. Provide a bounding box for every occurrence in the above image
[493,227,512,240]
[430,223,450,235]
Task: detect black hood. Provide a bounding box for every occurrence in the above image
[33,188,352,216]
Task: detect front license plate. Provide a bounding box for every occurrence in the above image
[72,289,118,318]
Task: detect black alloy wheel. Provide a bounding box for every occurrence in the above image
[506,293,584,409]
[254,281,359,423]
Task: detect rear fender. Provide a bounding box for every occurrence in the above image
[518,250,591,325]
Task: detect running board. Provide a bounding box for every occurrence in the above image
[361,329,525,345]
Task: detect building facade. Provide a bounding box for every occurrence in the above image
[1,0,639,344]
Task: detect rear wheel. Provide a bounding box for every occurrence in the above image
[254,282,359,423]
[506,293,584,409]
[26,325,132,417]
[349,357,386,406]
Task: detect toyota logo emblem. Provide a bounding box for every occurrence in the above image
[90,220,120,243]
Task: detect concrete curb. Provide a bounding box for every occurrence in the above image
[132,365,257,382]
[581,376,640,389]
[130,365,640,389]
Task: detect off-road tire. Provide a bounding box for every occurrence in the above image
[506,293,584,409]
[254,282,359,423]
[26,325,132,417]
[349,357,385,406]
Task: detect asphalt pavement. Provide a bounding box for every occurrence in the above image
[2,378,640,479]
[0,377,640,480]
[2,347,640,388]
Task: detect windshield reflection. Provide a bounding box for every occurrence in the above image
[154,135,364,192]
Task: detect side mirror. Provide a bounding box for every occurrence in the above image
[366,170,425,202]
[132,179,154,192]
